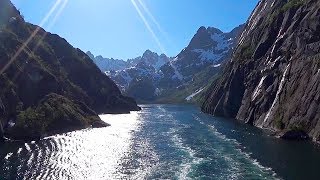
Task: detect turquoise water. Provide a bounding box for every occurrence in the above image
[1,104,320,179]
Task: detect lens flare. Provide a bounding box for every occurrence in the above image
[9,0,69,84]
[0,0,63,75]
[136,0,173,47]
[130,0,166,54]
[47,0,68,30]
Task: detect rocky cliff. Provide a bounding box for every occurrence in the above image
[0,0,140,141]
[202,0,320,141]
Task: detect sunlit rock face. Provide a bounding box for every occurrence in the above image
[202,0,320,141]
[0,0,140,141]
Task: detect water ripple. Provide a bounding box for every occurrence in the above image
[0,105,304,179]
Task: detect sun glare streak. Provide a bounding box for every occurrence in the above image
[47,0,68,30]
[10,0,68,83]
[136,0,173,47]
[0,0,63,75]
[35,0,68,48]
[130,0,166,54]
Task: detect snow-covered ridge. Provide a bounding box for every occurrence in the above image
[211,33,233,51]
[189,28,236,63]
[186,88,205,101]
[87,24,244,102]
[192,49,225,62]
[87,50,170,72]
[170,57,184,81]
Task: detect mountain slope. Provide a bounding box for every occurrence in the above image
[90,25,244,103]
[0,0,140,141]
[155,25,244,103]
[202,0,320,141]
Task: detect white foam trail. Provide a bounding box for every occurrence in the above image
[207,124,278,178]
[27,153,35,167]
[25,143,31,152]
[4,153,13,160]
[17,148,23,154]
[130,0,166,54]
[174,133,203,180]
[168,121,203,179]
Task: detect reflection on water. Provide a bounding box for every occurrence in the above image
[1,105,320,179]
[0,112,141,180]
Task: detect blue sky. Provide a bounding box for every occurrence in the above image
[11,0,258,60]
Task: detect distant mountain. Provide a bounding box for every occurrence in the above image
[86,51,128,71]
[88,50,172,93]
[0,0,140,141]
[89,25,244,103]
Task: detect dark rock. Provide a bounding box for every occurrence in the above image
[91,121,110,128]
[4,93,107,140]
[279,130,310,140]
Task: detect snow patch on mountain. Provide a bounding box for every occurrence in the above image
[88,24,244,102]
[185,87,205,101]
[213,64,221,68]
[170,58,184,81]
[192,49,225,62]
[211,33,233,51]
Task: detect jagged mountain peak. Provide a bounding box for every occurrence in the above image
[142,49,157,56]
[197,26,223,34]
[207,27,224,35]
[160,53,168,58]
[90,24,243,103]
[86,51,94,59]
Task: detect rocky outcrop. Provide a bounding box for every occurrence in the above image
[6,93,109,141]
[202,0,320,141]
[279,130,309,140]
[0,0,140,141]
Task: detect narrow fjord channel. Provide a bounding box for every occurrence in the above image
[1,105,320,179]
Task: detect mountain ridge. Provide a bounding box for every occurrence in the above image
[89,25,244,103]
[0,0,140,141]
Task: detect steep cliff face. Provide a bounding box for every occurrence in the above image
[0,0,140,141]
[202,0,320,141]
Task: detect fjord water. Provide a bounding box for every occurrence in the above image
[1,105,320,179]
